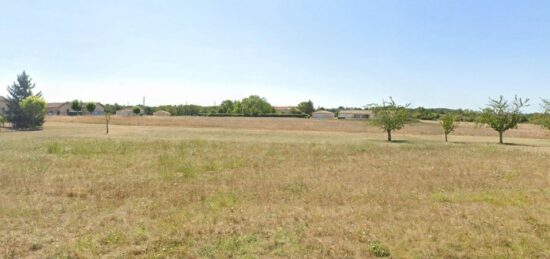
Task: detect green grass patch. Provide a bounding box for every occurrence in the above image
[432,190,529,206]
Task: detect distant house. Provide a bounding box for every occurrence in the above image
[311,110,335,119]
[83,103,105,116]
[47,102,105,116]
[0,96,8,116]
[274,106,297,115]
[47,102,71,116]
[153,110,171,117]
[116,109,134,116]
[338,110,373,120]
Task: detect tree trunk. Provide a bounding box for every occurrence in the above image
[499,131,503,144]
[387,130,392,142]
[445,133,448,142]
[106,120,109,134]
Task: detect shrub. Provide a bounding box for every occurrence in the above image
[19,96,47,130]
[369,242,391,257]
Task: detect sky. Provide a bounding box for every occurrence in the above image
[1,0,549,111]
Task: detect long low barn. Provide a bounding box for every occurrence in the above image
[312,110,335,119]
[338,110,373,120]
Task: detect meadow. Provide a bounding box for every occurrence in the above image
[1,117,549,258]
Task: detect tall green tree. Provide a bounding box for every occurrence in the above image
[71,100,83,114]
[371,97,411,142]
[86,102,96,114]
[440,113,457,142]
[6,71,42,128]
[232,101,242,114]
[219,100,235,114]
[19,96,47,130]
[479,96,528,144]
[297,100,315,115]
[240,95,274,115]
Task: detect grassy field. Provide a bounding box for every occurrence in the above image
[1,117,549,258]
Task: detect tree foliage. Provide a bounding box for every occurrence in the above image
[535,99,550,130]
[219,100,234,114]
[371,97,411,141]
[297,100,315,115]
[86,102,96,114]
[5,71,42,129]
[440,113,457,142]
[19,96,47,130]
[478,96,528,144]
[71,100,83,113]
[133,107,141,115]
[240,95,274,115]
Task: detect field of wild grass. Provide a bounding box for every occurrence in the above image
[1,118,549,258]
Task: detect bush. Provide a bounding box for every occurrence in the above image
[19,96,46,130]
[369,242,391,257]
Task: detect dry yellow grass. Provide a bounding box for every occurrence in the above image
[1,118,549,258]
[48,115,550,139]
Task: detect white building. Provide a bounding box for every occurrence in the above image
[338,110,373,120]
[311,110,335,119]
[116,109,134,116]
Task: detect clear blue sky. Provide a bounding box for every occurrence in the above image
[1,0,549,111]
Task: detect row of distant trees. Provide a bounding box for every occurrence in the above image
[69,100,97,114]
[104,97,316,117]
[371,96,550,144]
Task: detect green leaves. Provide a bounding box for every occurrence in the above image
[6,71,41,129]
[240,95,274,115]
[71,100,83,112]
[18,96,47,130]
[371,97,411,141]
[297,100,314,115]
[478,96,528,144]
[440,113,457,142]
[86,102,96,113]
[535,99,550,130]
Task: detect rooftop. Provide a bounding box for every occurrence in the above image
[339,110,373,114]
[313,110,334,114]
[47,102,68,108]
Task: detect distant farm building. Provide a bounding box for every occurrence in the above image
[116,109,134,116]
[311,110,335,119]
[153,110,171,117]
[0,96,8,116]
[274,106,297,115]
[47,102,105,116]
[338,110,373,120]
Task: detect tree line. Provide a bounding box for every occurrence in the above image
[371,96,550,144]
[104,97,315,117]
